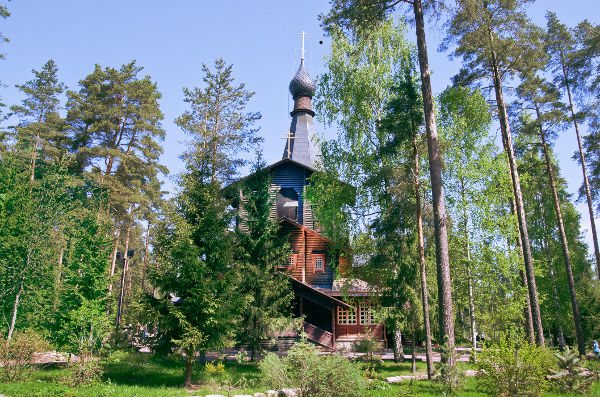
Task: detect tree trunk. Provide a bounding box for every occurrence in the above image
[537,115,585,355]
[413,0,455,357]
[490,41,544,346]
[460,179,477,359]
[29,130,41,182]
[394,323,405,363]
[519,269,535,344]
[7,281,24,341]
[561,62,600,278]
[413,136,434,378]
[115,225,131,344]
[141,224,150,293]
[411,329,417,374]
[107,227,121,295]
[467,258,476,359]
[52,247,64,313]
[542,223,565,350]
[184,351,194,387]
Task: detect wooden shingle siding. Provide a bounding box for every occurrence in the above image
[272,163,312,226]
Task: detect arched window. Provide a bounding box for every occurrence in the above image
[277,187,298,220]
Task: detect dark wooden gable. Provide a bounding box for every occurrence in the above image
[271,160,312,227]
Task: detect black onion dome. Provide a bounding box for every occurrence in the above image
[289,59,316,98]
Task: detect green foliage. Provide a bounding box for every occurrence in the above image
[311,18,413,243]
[234,169,294,361]
[549,347,594,394]
[205,361,226,374]
[0,4,9,60]
[354,336,385,373]
[438,85,524,342]
[0,330,49,382]
[175,57,261,183]
[67,61,166,220]
[259,341,366,397]
[477,336,554,396]
[435,336,464,394]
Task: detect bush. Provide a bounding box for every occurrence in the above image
[549,347,593,394]
[434,336,464,394]
[477,336,554,396]
[353,336,384,372]
[205,361,225,374]
[259,341,366,396]
[0,330,49,382]
[66,352,103,386]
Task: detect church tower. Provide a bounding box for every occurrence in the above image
[227,44,385,350]
[283,59,322,168]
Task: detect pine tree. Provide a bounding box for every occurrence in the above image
[0,5,9,61]
[445,0,545,346]
[545,12,600,280]
[66,61,166,327]
[175,58,261,184]
[10,60,66,181]
[516,70,585,355]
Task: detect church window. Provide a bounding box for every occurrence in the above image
[337,306,356,325]
[359,302,377,325]
[277,188,298,220]
[314,255,324,271]
[288,254,297,267]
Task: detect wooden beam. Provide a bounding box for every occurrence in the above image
[331,306,336,349]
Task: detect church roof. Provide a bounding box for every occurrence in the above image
[283,60,322,169]
[289,59,316,99]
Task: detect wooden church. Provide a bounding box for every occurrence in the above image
[231,58,385,351]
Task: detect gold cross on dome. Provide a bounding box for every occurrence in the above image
[281,131,297,158]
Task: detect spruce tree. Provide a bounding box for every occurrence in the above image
[149,58,260,386]
[234,169,294,361]
[378,67,434,377]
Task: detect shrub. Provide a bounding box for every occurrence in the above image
[549,347,593,394]
[259,341,366,396]
[0,330,49,382]
[353,336,384,372]
[66,352,103,386]
[434,336,464,394]
[205,361,226,374]
[477,336,554,396]
[235,350,249,364]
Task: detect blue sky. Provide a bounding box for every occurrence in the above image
[2,0,600,254]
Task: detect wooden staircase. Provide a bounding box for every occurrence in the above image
[303,321,334,349]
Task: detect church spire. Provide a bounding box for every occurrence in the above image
[283,43,321,168]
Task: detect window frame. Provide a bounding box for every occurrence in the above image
[288,254,298,268]
[337,305,357,325]
[313,254,325,272]
[359,301,377,325]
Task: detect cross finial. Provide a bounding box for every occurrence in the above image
[298,31,310,60]
[281,131,297,158]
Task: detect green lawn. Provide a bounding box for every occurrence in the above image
[0,352,599,396]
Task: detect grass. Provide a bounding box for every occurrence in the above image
[0,351,599,396]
